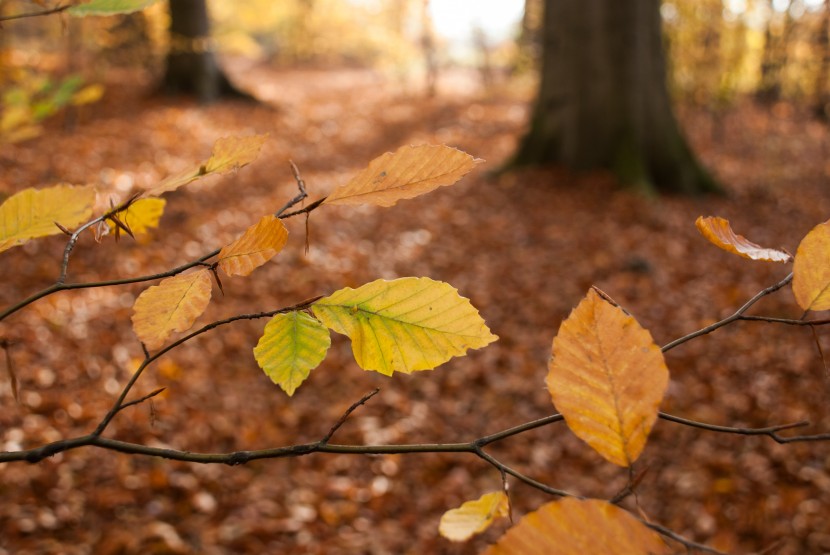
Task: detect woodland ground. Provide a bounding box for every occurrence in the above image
[1,63,830,554]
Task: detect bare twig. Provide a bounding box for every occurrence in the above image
[275,160,309,217]
[0,3,71,22]
[119,388,167,412]
[662,273,793,352]
[320,388,380,444]
[644,521,729,555]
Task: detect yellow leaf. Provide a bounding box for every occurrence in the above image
[131,269,212,350]
[695,216,791,262]
[323,144,481,207]
[439,491,508,542]
[253,312,331,396]
[204,134,268,174]
[793,220,830,311]
[71,84,105,106]
[0,184,95,253]
[547,289,668,467]
[218,215,289,277]
[483,498,670,555]
[147,134,268,196]
[120,198,166,235]
[312,277,497,376]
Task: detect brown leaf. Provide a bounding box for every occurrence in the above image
[547,289,669,467]
[131,269,213,349]
[217,215,289,277]
[323,144,481,207]
[695,216,791,262]
[483,498,670,555]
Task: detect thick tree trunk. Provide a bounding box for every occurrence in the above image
[162,0,244,103]
[511,0,719,194]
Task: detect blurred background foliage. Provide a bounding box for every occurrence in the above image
[1,0,829,141]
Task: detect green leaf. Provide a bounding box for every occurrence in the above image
[312,277,497,376]
[69,0,161,16]
[253,312,331,396]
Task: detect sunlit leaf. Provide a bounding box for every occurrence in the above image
[131,269,212,350]
[695,216,791,262]
[69,0,161,16]
[439,491,508,542]
[204,134,268,174]
[793,220,830,311]
[218,215,288,277]
[482,498,670,555]
[547,288,668,467]
[323,144,481,207]
[253,312,331,396]
[119,198,166,235]
[71,84,105,105]
[0,184,95,253]
[312,277,497,376]
[147,134,268,196]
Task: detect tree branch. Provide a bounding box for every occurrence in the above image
[661,272,793,352]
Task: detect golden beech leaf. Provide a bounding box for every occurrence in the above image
[120,198,166,235]
[312,277,497,376]
[131,269,212,350]
[253,312,331,396]
[0,184,95,253]
[217,215,289,277]
[439,491,508,542]
[323,144,481,207]
[204,134,269,174]
[793,220,830,311]
[147,134,268,196]
[482,498,670,555]
[695,216,791,262]
[547,289,668,467]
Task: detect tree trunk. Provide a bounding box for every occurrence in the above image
[162,0,243,103]
[511,0,719,194]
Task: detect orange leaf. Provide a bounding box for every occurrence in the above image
[131,269,212,349]
[218,215,289,277]
[323,144,481,207]
[695,216,791,262]
[483,498,670,555]
[547,289,668,467]
[204,134,268,174]
[793,220,830,311]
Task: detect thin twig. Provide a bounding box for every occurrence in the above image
[119,388,167,411]
[644,521,729,555]
[320,388,380,444]
[275,160,308,217]
[0,3,70,22]
[662,273,793,352]
[281,197,326,219]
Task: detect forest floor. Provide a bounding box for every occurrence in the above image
[2,64,830,555]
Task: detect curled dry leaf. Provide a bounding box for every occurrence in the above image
[793,220,830,311]
[695,216,791,262]
[483,498,670,555]
[547,289,668,467]
[323,144,481,207]
[439,491,508,542]
[312,277,497,376]
[0,184,96,253]
[218,215,289,277]
[131,269,213,350]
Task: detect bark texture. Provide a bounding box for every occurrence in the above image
[162,0,243,103]
[512,0,719,194]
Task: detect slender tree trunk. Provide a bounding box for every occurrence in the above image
[511,0,719,194]
[814,0,830,119]
[162,0,243,103]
